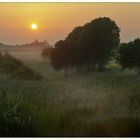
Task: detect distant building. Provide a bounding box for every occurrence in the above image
[0,40,52,53]
[30,39,51,48]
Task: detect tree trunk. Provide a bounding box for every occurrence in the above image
[98,62,105,72]
[91,61,96,72]
[137,67,140,75]
[87,59,91,72]
[64,68,68,77]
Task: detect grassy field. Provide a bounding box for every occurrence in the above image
[0,52,140,136]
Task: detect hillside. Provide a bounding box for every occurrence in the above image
[0,40,52,53]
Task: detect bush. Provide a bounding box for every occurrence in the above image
[118,39,140,74]
[10,65,43,80]
[0,52,23,73]
[0,53,44,80]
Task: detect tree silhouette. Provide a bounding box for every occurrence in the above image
[41,47,53,60]
[79,17,120,71]
[118,38,140,74]
[50,17,120,74]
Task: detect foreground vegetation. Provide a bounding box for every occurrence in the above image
[0,60,140,136]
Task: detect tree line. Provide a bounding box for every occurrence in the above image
[42,17,140,76]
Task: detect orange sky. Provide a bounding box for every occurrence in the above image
[0,3,140,45]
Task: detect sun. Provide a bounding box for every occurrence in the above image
[31,23,38,30]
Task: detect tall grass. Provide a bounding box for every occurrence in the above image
[0,61,140,136]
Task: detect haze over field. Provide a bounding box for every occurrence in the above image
[0,3,140,45]
[1,3,140,137]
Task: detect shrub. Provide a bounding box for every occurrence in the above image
[0,52,44,80]
[10,65,43,80]
[0,52,23,73]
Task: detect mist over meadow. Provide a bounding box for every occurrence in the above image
[0,4,140,137]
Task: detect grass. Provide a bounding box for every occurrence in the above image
[1,54,140,136]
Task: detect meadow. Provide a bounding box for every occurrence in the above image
[0,51,140,136]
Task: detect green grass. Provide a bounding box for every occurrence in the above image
[1,55,140,136]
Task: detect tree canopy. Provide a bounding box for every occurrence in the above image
[79,17,120,71]
[50,17,120,74]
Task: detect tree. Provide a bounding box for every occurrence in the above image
[50,17,120,75]
[79,17,120,71]
[65,26,83,48]
[50,27,84,75]
[65,26,85,72]
[41,47,53,60]
[50,40,70,76]
[118,38,140,74]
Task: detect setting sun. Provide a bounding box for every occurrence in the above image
[31,23,38,30]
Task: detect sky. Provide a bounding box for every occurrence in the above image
[0,3,140,45]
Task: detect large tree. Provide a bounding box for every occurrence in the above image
[79,17,120,71]
[50,17,120,74]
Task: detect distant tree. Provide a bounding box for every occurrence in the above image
[118,38,140,74]
[41,47,53,60]
[79,17,120,71]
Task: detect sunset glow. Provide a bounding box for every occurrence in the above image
[0,3,140,45]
